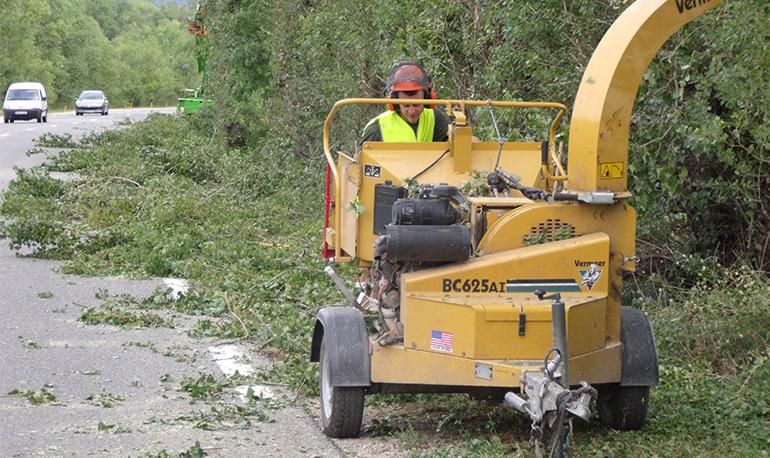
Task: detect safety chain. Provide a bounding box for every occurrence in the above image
[530,423,544,458]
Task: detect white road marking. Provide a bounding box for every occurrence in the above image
[0,133,9,137]
[25,128,35,131]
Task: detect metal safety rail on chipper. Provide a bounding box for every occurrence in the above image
[310,0,726,455]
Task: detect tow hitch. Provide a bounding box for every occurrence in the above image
[504,291,597,458]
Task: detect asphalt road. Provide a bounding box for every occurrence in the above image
[0,109,349,457]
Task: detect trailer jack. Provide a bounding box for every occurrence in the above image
[504,292,597,458]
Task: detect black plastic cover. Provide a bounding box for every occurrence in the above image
[392,198,460,226]
[373,182,406,235]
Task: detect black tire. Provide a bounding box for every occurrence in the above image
[3,117,7,124]
[9,118,14,123]
[319,338,364,438]
[597,384,649,430]
[43,114,47,123]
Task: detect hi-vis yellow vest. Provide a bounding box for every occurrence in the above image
[366,109,435,142]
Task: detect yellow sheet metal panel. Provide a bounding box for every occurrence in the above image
[567,298,607,356]
[567,0,724,192]
[338,155,359,258]
[401,297,478,357]
[478,202,636,257]
[477,201,636,344]
[569,342,622,385]
[355,141,545,262]
[450,126,473,173]
[370,343,536,387]
[369,341,622,386]
[401,233,611,360]
[474,316,553,359]
[467,197,532,246]
[405,233,610,297]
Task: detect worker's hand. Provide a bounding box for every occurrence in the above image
[472,136,481,144]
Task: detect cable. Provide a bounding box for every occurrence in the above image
[487,102,505,170]
[544,348,561,382]
[411,148,449,181]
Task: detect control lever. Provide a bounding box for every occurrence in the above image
[488,168,551,201]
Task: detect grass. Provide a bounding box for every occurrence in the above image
[1,114,767,456]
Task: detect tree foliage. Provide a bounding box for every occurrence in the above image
[0,0,197,108]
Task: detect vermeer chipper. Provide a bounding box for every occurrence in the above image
[310,0,725,449]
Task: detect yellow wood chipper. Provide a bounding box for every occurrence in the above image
[310,0,725,451]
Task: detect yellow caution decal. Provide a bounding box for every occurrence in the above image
[599,162,624,179]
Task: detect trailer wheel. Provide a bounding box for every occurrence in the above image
[319,338,364,438]
[597,384,649,430]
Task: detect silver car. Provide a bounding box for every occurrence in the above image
[75,90,109,116]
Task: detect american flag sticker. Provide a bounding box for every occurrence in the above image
[431,329,454,353]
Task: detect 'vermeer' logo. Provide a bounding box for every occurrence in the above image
[675,0,712,14]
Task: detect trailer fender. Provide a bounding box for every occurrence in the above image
[620,306,659,387]
[310,307,370,387]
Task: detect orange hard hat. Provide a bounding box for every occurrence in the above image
[386,62,432,93]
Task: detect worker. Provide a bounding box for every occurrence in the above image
[358,61,451,147]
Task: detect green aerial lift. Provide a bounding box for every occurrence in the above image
[177,1,213,115]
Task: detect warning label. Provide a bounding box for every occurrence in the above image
[600,162,624,179]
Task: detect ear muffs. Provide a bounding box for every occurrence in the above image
[387,91,398,112]
[425,86,437,108]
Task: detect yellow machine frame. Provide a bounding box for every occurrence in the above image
[315,0,724,420]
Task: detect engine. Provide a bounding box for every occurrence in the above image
[362,183,472,345]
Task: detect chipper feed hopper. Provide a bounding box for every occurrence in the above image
[311,0,725,452]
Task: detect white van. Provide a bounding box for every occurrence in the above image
[3,82,48,123]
